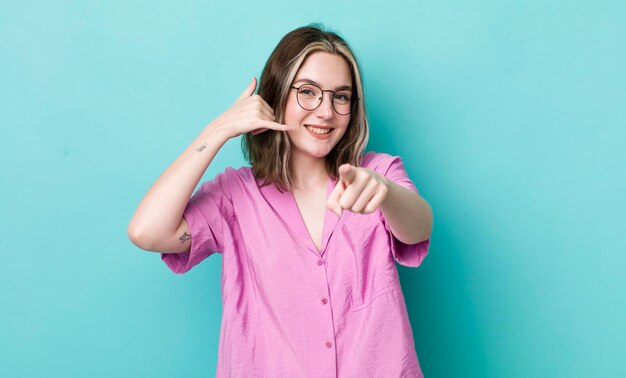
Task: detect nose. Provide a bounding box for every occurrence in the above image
[314,92,334,119]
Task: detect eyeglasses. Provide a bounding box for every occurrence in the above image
[289,83,358,115]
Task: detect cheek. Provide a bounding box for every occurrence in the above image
[334,117,351,138]
[338,116,351,130]
[336,126,349,139]
[284,97,304,125]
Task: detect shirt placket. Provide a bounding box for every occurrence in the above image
[315,255,338,378]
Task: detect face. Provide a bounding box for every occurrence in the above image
[284,51,353,161]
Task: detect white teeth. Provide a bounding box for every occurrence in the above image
[306,126,331,135]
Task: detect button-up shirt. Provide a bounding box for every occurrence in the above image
[161,151,430,377]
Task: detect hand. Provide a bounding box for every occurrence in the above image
[326,164,390,217]
[214,77,295,140]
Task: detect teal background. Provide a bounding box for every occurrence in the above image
[1,0,624,377]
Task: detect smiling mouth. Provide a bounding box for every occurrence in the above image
[305,125,334,135]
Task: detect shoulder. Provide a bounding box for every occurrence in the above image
[362,150,419,194]
[195,165,255,197]
[218,165,257,187]
[361,150,405,176]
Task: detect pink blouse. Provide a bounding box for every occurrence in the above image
[161,151,430,377]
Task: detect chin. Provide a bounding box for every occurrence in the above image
[289,137,337,158]
[294,144,334,159]
[306,147,332,158]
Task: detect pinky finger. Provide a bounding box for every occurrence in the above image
[260,120,296,132]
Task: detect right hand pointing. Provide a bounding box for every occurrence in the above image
[214,77,295,140]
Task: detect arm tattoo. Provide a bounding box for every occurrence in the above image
[196,144,207,153]
[179,232,191,243]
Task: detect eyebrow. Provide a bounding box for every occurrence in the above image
[293,78,353,91]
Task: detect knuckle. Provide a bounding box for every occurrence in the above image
[339,198,349,209]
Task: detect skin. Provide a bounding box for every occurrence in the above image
[127,78,292,253]
[284,52,432,244]
[284,52,352,190]
[128,52,431,254]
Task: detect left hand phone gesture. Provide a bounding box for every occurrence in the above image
[326,164,389,217]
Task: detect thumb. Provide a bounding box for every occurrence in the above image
[339,164,356,185]
[238,77,257,100]
[326,179,345,217]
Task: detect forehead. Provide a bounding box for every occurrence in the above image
[293,52,352,88]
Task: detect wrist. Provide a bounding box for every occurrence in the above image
[203,119,231,144]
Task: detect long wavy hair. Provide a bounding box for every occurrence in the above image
[242,24,369,192]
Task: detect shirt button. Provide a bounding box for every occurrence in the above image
[326,341,333,348]
[321,298,328,305]
[317,259,324,266]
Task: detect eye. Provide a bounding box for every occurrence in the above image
[298,86,320,98]
[334,93,351,102]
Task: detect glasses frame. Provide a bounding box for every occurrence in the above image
[289,83,359,116]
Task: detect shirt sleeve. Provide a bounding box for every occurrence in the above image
[377,153,430,268]
[161,169,234,274]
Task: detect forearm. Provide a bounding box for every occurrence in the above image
[128,121,230,244]
[379,178,433,245]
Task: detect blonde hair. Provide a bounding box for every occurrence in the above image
[242,24,369,192]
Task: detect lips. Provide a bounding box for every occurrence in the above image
[304,124,334,139]
[305,124,334,130]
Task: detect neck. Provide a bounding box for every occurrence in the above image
[290,153,329,192]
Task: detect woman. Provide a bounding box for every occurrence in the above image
[128,24,433,377]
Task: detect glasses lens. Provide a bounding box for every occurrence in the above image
[332,91,352,115]
[295,84,354,115]
[297,85,321,110]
